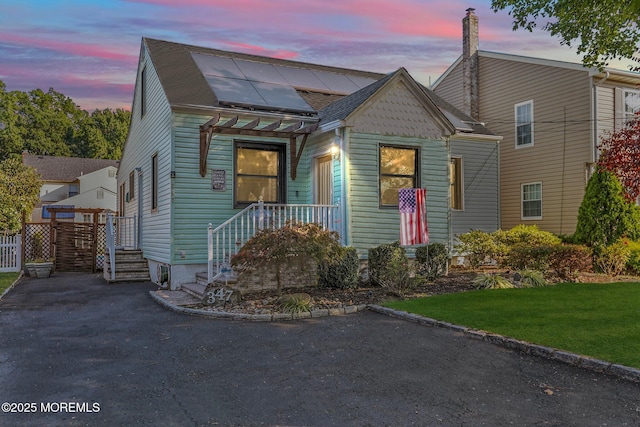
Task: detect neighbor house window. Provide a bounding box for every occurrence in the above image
[141,66,147,118]
[379,145,418,207]
[623,89,640,123]
[151,153,158,211]
[129,170,135,201]
[68,183,79,197]
[522,182,542,219]
[234,142,286,207]
[515,100,534,147]
[450,157,463,210]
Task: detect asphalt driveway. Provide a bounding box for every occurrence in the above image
[1,272,639,426]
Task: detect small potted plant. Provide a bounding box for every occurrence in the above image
[25,258,54,278]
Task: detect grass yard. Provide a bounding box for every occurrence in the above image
[385,282,640,368]
[0,272,21,296]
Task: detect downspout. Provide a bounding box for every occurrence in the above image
[338,126,350,247]
[136,167,143,250]
[592,71,610,163]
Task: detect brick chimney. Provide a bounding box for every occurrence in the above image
[462,7,479,120]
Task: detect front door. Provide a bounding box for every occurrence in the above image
[315,154,332,204]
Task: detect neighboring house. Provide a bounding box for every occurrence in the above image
[433,8,640,235]
[118,38,501,287]
[22,153,119,223]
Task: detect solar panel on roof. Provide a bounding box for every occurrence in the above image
[235,60,289,85]
[273,65,330,92]
[205,76,268,108]
[346,75,379,89]
[312,70,360,93]
[192,53,244,79]
[252,81,315,113]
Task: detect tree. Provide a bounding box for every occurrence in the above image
[491,0,640,70]
[598,113,640,202]
[0,79,131,161]
[0,158,42,232]
[574,169,640,246]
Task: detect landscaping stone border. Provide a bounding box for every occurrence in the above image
[367,305,640,384]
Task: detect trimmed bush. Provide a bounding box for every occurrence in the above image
[368,241,417,296]
[547,244,593,281]
[496,224,561,247]
[318,246,360,289]
[455,230,504,268]
[415,243,449,282]
[504,244,553,272]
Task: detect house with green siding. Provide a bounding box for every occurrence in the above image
[117,38,500,289]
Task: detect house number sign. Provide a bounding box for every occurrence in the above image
[205,288,234,305]
[211,169,226,191]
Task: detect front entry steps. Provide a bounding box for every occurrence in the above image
[103,249,151,283]
[180,271,237,300]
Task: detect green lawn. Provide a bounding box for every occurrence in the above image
[385,282,640,368]
[0,272,21,296]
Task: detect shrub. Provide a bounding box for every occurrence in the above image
[231,223,343,290]
[504,244,553,271]
[368,241,417,296]
[547,244,593,281]
[596,239,632,276]
[497,224,561,247]
[455,230,504,268]
[318,246,360,289]
[518,270,549,287]
[415,243,449,282]
[473,273,513,289]
[627,240,640,274]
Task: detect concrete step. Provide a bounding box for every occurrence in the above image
[181,282,207,298]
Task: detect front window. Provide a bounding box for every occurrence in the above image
[522,182,542,219]
[234,142,286,207]
[515,100,534,148]
[450,157,463,210]
[379,145,418,207]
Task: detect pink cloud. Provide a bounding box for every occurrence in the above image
[222,41,299,60]
[0,32,137,64]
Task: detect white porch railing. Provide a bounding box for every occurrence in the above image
[0,234,21,273]
[105,214,138,281]
[207,200,339,284]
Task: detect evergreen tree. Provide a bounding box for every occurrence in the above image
[574,169,640,246]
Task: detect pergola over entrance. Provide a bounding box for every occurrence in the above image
[46,207,107,273]
[199,114,319,180]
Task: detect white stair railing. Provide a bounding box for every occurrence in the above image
[105,214,138,281]
[207,200,338,284]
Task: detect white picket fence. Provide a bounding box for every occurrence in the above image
[0,234,22,273]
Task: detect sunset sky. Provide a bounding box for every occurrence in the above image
[0,0,625,111]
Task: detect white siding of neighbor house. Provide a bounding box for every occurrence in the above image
[118,42,173,264]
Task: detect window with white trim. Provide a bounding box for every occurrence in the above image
[515,100,534,148]
[522,182,542,219]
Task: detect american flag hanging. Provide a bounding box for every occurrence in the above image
[398,188,429,246]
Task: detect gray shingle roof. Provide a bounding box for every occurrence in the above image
[22,153,119,182]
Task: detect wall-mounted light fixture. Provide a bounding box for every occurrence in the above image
[330,144,340,160]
